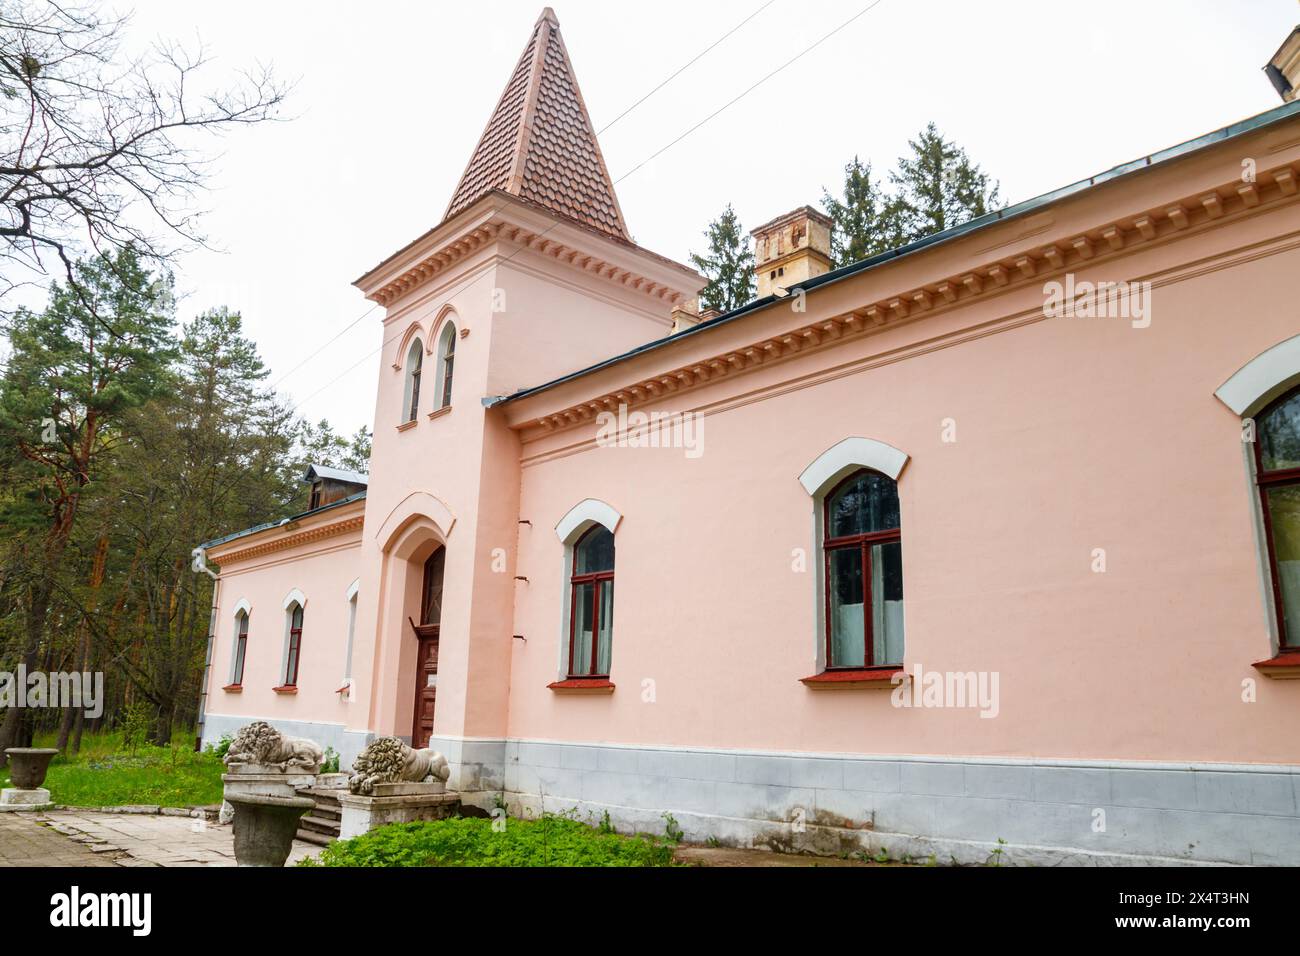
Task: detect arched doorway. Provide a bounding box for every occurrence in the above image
[410,546,444,748]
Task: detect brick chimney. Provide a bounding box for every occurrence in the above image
[750,206,833,298]
[1265,26,1300,102]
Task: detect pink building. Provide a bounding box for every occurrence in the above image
[197,9,1300,865]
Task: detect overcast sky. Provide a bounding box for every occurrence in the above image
[120,0,1298,437]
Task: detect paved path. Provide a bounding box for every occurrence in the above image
[0,812,122,867]
[0,810,321,867]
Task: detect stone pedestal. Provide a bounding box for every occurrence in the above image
[222,763,319,825]
[314,772,349,790]
[226,791,315,867]
[338,783,459,840]
[0,787,52,812]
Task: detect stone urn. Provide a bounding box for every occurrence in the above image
[226,791,315,867]
[4,748,59,789]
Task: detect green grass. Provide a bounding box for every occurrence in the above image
[302,815,678,867]
[0,729,224,808]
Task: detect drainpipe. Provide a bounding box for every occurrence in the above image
[192,546,221,751]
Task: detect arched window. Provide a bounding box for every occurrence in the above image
[283,602,304,687]
[435,321,456,410]
[230,610,249,687]
[402,338,423,423]
[1256,386,1300,648]
[343,587,358,687]
[568,525,614,677]
[823,469,903,669]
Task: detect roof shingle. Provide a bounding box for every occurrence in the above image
[443,7,631,242]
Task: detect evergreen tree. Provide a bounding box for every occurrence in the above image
[888,122,1001,244]
[821,157,899,267]
[689,204,755,312]
[0,247,177,757]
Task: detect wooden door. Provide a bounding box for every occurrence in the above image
[411,625,439,749]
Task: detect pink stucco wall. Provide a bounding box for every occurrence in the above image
[202,112,1300,772]
[204,503,363,732]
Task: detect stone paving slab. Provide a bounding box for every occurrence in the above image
[0,810,321,867]
[0,813,121,867]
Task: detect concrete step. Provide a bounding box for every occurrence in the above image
[295,827,335,847]
[299,814,341,835]
[302,787,344,800]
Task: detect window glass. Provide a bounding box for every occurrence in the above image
[571,581,595,676]
[828,547,865,667]
[1260,391,1300,472]
[828,471,900,538]
[870,541,905,666]
[1265,484,1300,644]
[574,526,615,574]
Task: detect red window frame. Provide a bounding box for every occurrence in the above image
[232,612,248,686]
[567,527,614,679]
[284,604,303,687]
[822,469,901,670]
[1254,388,1300,648]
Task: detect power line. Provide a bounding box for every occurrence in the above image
[270,303,377,391]
[596,0,779,136]
[615,0,888,183]
[287,1,888,417]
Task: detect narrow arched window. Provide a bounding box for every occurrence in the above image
[231,611,249,686]
[402,338,423,423]
[284,602,304,687]
[568,525,614,677]
[343,592,358,684]
[1257,386,1300,647]
[823,469,903,669]
[435,322,456,409]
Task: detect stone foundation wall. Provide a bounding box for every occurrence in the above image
[452,738,1300,866]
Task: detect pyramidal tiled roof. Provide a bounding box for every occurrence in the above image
[443,7,631,242]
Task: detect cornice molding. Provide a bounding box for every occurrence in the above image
[516,161,1300,435]
[367,216,692,310]
[216,515,364,566]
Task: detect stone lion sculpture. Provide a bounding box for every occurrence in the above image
[223,720,324,773]
[348,736,450,795]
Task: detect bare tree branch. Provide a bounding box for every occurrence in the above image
[0,1,288,305]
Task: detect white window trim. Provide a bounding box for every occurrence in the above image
[554,498,621,542]
[1215,335,1300,651]
[554,499,621,680]
[798,438,909,674]
[402,338,424,423]
[798,436,909,495]
[280,591,306,686]
[434,320,456,410]
[342,578,360,698]
[1215,332,1300,416]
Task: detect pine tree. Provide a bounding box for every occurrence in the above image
[689,204,755,313]
[821,157,899,267]
[0,247,177,758]
[888,122,1001,244]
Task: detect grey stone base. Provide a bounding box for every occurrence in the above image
[0,787,51,812]
[428,735,505,793]
[450,739,1300,867]
[338,790,461,839]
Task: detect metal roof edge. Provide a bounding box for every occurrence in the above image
[487,97,1300,410]
[196,490,368,553]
